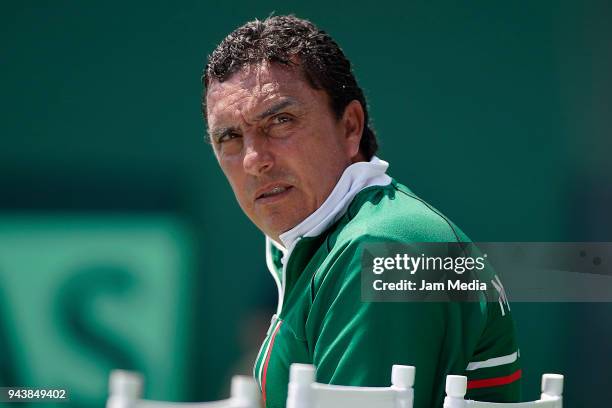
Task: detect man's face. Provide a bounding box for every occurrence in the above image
[206,62,363,242]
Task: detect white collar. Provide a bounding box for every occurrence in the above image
[266,156,392,256]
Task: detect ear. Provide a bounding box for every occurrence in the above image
[341,100,365,160]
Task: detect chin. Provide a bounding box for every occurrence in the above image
[262,218,301,239]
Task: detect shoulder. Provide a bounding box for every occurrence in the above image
[328,179,470,247]
[311,180,471,289]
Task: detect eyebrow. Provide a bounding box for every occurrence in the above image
[208,98,298,142]
[254,98,297,121]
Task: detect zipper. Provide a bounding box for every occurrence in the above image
[256,314,282,389]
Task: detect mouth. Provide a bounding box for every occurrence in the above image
[255,184,294,203]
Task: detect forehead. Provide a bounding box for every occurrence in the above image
[206,62,319,125]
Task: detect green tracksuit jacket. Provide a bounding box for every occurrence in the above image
[253,174,521,408]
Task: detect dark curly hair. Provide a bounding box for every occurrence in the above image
[202,15,378,160]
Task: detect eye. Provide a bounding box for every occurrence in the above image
[271,114,293,125]
[218,131,241,143]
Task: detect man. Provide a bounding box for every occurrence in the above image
[203,15,521,408]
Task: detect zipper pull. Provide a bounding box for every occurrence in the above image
[266,314,278,336]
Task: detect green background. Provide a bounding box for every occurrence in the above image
[1,1,611,407]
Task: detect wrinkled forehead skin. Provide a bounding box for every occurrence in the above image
[205,60,327,132]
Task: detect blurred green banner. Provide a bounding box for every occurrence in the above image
[0,215,194,407]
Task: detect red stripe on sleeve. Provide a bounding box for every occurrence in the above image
[467,369,522,390]
[261,321,282,406]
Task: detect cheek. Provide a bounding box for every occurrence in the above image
[217,146,244,173]
[218,158,247,197]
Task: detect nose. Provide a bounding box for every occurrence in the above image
[243,133,274,176]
